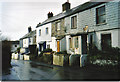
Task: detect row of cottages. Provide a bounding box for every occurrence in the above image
[36,1,120,56]
[19,27,36,54]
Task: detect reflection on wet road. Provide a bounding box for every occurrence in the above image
[2,59,119,81]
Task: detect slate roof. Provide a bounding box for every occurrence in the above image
[20,30,36,40]
[36,1,105,27]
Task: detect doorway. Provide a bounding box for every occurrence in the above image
[57,41,60,52]
[101,34,111,51]
[82,34,87,54]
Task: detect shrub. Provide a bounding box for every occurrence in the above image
[88,43,120,72]
[43,48,52,52]
[2,40,12,69]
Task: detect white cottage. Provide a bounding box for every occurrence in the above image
[36,12,57,54]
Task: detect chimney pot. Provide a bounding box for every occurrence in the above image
[28,26,32,33]
[62,2,71,12]
[48,12,53,18]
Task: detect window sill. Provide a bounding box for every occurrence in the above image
[57,29,60,31]
[96,23,107,26]
[71,28,77,29]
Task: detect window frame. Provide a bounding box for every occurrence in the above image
[46,27,48,34]
[56,22,61,31]
[71,16,77,29]
[39,29,41,36]
[96,5,106,24]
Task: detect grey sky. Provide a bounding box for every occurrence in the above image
[0,0,89,41]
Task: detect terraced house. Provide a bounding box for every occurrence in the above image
[20,27,36,54]
[65,1,120,56]
[36,12,57,54]
[36,0,120,56]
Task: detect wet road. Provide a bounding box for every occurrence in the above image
[2,59,119,81]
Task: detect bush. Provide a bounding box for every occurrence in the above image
[43,48,52,52]
[88,44,120,72]
[2,40,12,69]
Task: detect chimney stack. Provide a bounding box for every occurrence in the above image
[28,26,32,33]
[62,1,71,12]
[48,12,53,18]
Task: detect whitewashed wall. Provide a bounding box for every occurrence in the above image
[49,37,57,51]
[36,23,52,50]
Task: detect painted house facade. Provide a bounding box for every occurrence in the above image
[36,1,120,56]
[65,1,120,55]
[36,12,57,54]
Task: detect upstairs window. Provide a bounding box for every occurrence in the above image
[46,27,48,34]
[71,16,77,29]
[39,29,41,36]
[96,6,106,24]
[29,38,31,43]
[56,22,60,30]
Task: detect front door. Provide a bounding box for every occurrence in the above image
[39,44,42,52]
[43,42,46,50]
[57,41,60,52]
[82,34,87,54]
[101,34,111,51]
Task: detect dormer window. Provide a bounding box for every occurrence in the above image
[71,16,77,29]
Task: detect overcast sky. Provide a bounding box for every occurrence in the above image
[0,0,90,41]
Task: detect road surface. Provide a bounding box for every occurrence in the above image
[2,59,119,81]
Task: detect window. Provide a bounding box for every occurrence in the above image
[47,44,50,49]
[46,27,48,34]
[71,16,77,29]
[75,37,79,48]
[29,38,31,43]
[56,22,60,30]
[69,38,73,49]
[96,6,106,24]
[39,29,41,36]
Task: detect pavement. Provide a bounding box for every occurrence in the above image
[2,59,120,81]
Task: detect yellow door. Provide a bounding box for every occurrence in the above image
[57,41,60,52]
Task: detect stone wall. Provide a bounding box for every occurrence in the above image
[51,18,65,37]
[53,54,64,66]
